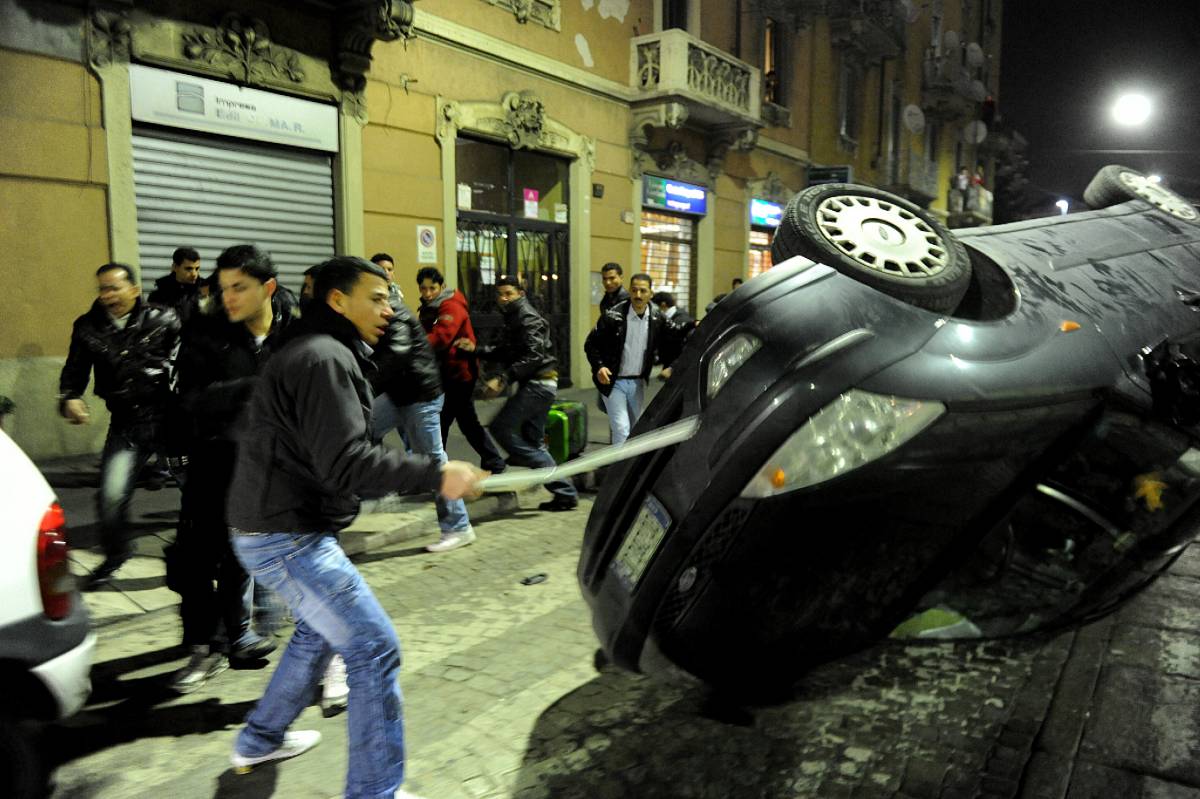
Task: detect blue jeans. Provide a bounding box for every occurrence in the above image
[371,394,470,533]
[489,380,577,502]
[232,532,405,799]
[602,378,645,445]
[97,416,160,563]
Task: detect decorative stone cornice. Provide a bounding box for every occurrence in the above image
[87,7,132,68]
[182,13,304,85]
[633,141,708,185]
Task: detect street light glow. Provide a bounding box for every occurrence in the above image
[1112,93,1152,126]
[1148,174,1162,183]
[1056,199,1069,215]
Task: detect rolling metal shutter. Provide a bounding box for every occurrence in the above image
[132,127,335,292]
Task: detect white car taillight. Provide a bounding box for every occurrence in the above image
[38,502,73,621]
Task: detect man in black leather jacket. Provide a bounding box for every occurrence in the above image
[148,246,203,323]
[370,288,477,553]
[167,244,294,692]
[456,275,578,511]
[585,273,665,445]
[59,263,181,588]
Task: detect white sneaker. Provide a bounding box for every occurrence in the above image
[321,654,349,715]
[231,729,321,774]
[425,526,476,553]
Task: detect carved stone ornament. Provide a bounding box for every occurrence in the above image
[437,95,594,172]
[633,140,708,185]
[501,91,546,150]
[484,0,562,32]
[336,0,417,94]
[182,14,304,85]
[747,171,794,205]
[87,8,132,68]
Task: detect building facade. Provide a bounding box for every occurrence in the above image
[0,0,1001,459]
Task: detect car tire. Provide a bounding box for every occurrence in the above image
[772,183,973,314]
[0,717,43,799]
[1082,164,1200,224]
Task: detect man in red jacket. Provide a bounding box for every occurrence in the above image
[416,267,506,474]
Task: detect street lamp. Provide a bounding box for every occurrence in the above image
[1112,93,1152,127]
[1055,199,1069,215]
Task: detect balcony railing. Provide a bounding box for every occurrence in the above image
[631,29,762,127]
[921,52,978,121]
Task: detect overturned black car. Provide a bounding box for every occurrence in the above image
[579,165,1200,695]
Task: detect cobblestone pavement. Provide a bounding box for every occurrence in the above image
[43,474,1200,799]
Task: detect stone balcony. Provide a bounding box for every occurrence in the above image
[630,29,762,132]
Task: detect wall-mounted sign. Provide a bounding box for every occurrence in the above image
[806,165,853,186]
[129,64,338,152]
[523,188,540,219]
[643,175,708,215]
[416,224,438,264]
[750,198,783,228]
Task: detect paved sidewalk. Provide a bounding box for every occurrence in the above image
[46,383,626,628]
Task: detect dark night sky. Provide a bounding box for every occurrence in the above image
[1000,1,1200,200]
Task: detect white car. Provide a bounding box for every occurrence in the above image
[0,428,96,797]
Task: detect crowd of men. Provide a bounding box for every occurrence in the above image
[57,246,706,797]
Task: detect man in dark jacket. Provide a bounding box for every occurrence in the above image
[416,267,506,473]
[651,290,696,380]
[599,262,629,312]
[456,276,578,511]
[585,273,664,445]
[370,281,477,553]
[148,246,203,323]
[59,263,181,588]
[167,244,294,693]
[225,256,482,795]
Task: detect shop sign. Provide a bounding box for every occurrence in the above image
[129,63,338,152]
[523,188,540,219]
[750,198,783,228]
[643,175,707,215]
[807,165,853,186]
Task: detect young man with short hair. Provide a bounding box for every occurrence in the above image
[149,246,203,322]
[415,266,506,474]
[599,261,629,313]
[370,251,403,307]
[227,256,483,798]
[371,268,477,553]
[60,263,181,588]
[168,244,298,692]
[456,276,578,511]
[586,272,664,445]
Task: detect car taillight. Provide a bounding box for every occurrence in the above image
[38,502,73,621]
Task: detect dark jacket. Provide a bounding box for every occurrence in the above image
[584,299,664,396]
[659,307,696,369]
[173,286,301,446]
[475,296,557,384]
[371,297,442,406]
[58,298,181,418]
[148,274,201,323]
[227,302,442,534]
[419,288,477,384]
[599,286,630,313]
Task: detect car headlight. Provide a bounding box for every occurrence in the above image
[707,333,762,399]
[740,390,945,497]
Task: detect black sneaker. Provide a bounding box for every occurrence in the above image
[229,636,277,664]
[538,498,578,512]
[83,556,129,591]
